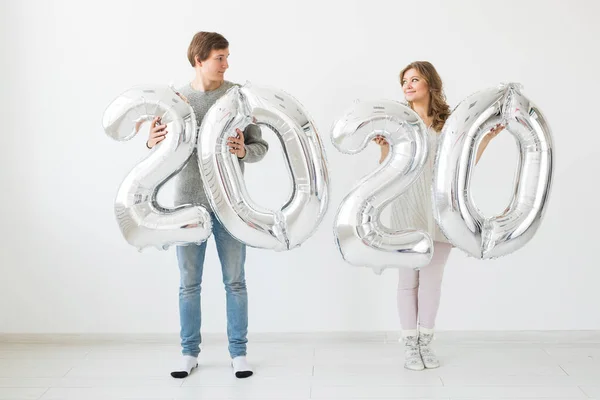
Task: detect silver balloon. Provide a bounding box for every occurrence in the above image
[331,100,433,273]
[433,83,554,259]
[198,82,329,251]
[102,86,212,250]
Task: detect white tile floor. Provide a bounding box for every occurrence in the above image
[0,332,599,399]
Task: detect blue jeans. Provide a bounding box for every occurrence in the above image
[176,215,248,358]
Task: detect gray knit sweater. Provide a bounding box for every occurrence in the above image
[174,80,269,208]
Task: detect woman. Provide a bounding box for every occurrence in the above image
[374,61,502,370]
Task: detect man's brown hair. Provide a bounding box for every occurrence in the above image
[187,32,229,67]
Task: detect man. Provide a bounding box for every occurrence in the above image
[147,31,268,379]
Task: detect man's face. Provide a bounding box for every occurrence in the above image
[197,48,229,81]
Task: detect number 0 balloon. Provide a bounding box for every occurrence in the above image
[433,83,554,259]
[198,83,330,251]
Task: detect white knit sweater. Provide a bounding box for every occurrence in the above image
[389,127,449,244]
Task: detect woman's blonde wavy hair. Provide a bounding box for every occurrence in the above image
[399,61,451,132]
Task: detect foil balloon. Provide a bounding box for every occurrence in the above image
[102,86,212,250]
[331,100,433,274]
[433,82,554,258]
[198,82,329,251]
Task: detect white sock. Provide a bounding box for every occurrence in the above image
[232,356,253,378]
[171,355,198,379]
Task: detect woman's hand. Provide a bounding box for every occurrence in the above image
[373,135,390,163]
[476,123,505,164]
[487,123,505,139]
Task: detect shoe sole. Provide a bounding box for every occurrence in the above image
[404,364,425,371]
[170,363,198,379]
[235,370,254,378]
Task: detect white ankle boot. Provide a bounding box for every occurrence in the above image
[418,328,440,369]
[402,330,425,371]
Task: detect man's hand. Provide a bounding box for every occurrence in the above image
[147,116,167,149]
[227,128,247,158]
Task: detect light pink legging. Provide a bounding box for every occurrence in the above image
[397,242,452,330]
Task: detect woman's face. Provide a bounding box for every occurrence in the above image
[401,68,429,103]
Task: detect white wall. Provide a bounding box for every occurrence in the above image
[1,0,598,334]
